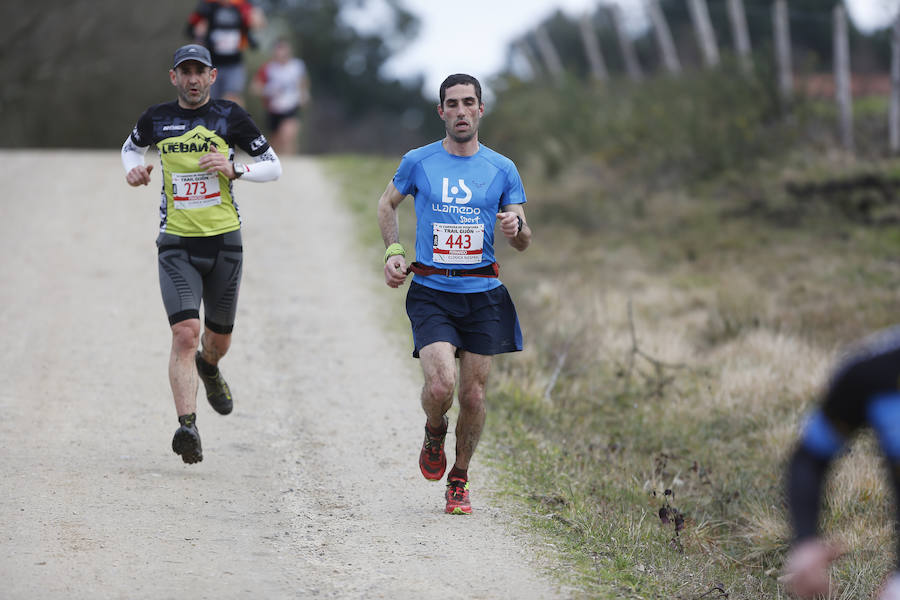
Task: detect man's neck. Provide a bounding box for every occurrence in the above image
[442,136,479,157]
[177,98,211,110]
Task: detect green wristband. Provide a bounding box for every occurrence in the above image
[384,243,406,263]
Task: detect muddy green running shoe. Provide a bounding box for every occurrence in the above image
[172,413,203,464]
[195,351,233,415]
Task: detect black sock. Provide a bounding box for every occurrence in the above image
[178,413,197,428]
[195,352,218,376]
[448,466,467,481]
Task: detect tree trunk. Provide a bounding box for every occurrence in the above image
[611,4,643,82]
[578,12,608,82]
[726,0,752,74]
[773,0,793,107]
[647,0,681,75]
[890,14,900,153]
[534,26,564,85]
[834,4,854,152]
[515,39,543,80]
[687,0,720,68]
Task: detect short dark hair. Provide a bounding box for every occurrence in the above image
[439,74,482,106]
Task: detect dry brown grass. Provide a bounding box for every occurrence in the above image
[486,151,900,597]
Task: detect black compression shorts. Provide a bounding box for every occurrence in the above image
[156,230,243,333]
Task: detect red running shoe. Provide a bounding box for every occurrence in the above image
[445,477,472,515]
[418,420,447,481]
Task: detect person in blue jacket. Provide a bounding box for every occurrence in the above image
[783,325,900,599]
[376,73,532,515]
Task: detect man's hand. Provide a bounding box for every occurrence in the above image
[779,539,844,598]
[496,211,521,239]
[877,573,900,600]
[125,164,153,187]
[198,151,236,179]
[384,255,409,288]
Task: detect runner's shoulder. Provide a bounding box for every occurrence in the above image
[210,99,254,121]
[401,140,445,165]
[139,100,181,119]
[132,101,182,144]
[474,143,517,172]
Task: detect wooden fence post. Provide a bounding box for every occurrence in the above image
[578,12,609,82]
[647,0,681,74]
[611,4,643,81]
[834,4,854,152]
[515,40,543,80]
[687,0,720,68]
[535,26,565,85]
[890,13,900,153]
[773,0,793,106]
[726,0,752,74]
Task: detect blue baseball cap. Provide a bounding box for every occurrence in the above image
[173,44,213,69]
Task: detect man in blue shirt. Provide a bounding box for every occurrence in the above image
[377,73,532,515]
[782,326,900,598]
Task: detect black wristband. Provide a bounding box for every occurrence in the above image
[516,215,524,233]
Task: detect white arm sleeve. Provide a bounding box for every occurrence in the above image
[237,148,282,182]
[121,136,149,172]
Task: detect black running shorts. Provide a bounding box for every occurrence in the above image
[405,280,523,358]
[156,230,243,333]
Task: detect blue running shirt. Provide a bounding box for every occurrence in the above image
[392,141,527,293]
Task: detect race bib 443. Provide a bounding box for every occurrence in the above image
[432,222,484,264]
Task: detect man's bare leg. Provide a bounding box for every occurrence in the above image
[170,318,203,463]
[195,328,234,415]
[419,342,457,429]
[454,351,491,471]
[199,328,231,365]
[170,319,202,417]
[417,342,457,481]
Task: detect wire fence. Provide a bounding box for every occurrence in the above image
[517,0,900,155]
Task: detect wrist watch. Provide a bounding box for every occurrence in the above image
[233,163,247,179]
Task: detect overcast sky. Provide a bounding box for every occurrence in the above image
[343,0,900,101]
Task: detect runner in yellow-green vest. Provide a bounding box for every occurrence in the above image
[121,44,281,465]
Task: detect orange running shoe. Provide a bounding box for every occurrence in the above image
[419,420,448,481]
[445,477,472,515]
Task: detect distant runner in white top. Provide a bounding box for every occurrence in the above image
[252,38,310,155]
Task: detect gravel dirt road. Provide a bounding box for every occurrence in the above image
[0,150,562,600]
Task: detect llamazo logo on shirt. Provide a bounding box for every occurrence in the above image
[433,178,481,218]
[442,178,472,204]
